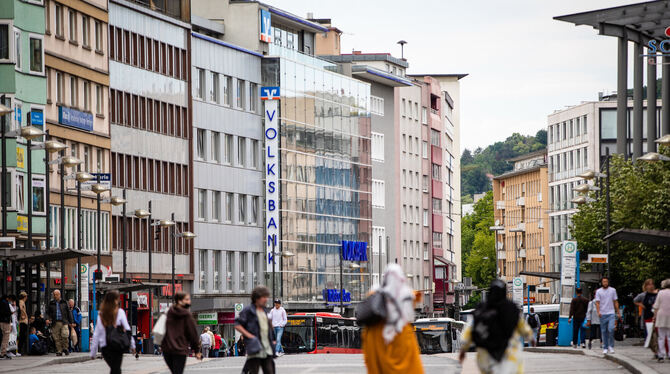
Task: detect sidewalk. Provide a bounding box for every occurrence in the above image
[0,352,90,373]
[527,338,670,374]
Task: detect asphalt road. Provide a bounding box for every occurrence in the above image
[22,351,629,374]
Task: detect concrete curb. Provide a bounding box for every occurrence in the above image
[0,354,91,373]
[525,347,659,374]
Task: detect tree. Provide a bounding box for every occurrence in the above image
[462,191,495,290]
[535,129,547,146]
[571,148,670,296]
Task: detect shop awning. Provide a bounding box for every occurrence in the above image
[519,271,602,284]
[2,248,90,263]
[603,228,670,246]
[95,281,169,293]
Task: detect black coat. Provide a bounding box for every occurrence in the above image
[47,299,72,324]
[234,305,275,356]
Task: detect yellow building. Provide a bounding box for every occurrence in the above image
[492,149,551,304]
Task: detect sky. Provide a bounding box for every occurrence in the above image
[273,0,639,151]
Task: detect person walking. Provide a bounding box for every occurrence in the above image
[586,290,601,350]
[595,277,620,354]
[0,295,12,360]
[46,289,72,356]
[361,264,424,374]
[235,286,276,374]
[200,327,212,358]
[569,288,589,348]
[90,291,135,374]
[17,292,28,355]
[653,279,670,362]
[459,279,534,374]
[68,299,82,352]
[525,307,541,347]
[267,299,287,357]
[161,292,202,374]
[212,331,222,357]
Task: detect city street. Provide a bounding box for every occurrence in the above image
[14,352,630,374]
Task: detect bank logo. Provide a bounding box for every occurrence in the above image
[644,26,670,64]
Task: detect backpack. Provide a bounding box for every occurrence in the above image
[527,313,539,329]
[105,324,131,352]
[30,338,48,355]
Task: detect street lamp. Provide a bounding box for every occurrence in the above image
[20,126,44,254]
[638,152,670,162]
[572,184,600,194]
[72,171,92,310]
[655,134,670,145]
[0,101,10,296]
[509,227,524,278]
[163,214,196,293]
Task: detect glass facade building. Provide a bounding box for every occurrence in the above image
[262,53,372,307]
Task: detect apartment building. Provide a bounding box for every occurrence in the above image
[44,0,111,286]
[189,18,264,336]
[108,0,192,338]
[492,150,551,304]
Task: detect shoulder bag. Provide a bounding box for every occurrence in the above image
[152,313,167,345]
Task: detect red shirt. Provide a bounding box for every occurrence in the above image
[214,334,222,349]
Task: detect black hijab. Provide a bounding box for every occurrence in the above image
[472,279,520,361]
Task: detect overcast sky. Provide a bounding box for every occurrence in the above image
[274,0,640,152]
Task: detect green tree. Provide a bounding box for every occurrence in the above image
[462,191,495,291]
[571,148,670,296]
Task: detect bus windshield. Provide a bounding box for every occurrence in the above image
[413,322,451,354]
[283,317,315,353]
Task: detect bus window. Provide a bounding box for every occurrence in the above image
[284,317,315,353]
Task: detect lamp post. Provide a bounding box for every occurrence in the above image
[161,214,195,294]
[279,248,294,300]
[21,126,44,253]
[133,207,151,279]
[0,101,11,296]
[72,171,93,310]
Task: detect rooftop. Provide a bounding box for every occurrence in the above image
[408,73,468,80]
[323,53,409,68]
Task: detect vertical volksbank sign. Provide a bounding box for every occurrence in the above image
[262,86,280,272]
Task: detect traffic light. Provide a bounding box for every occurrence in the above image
[93,269,103,280]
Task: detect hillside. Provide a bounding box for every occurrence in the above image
[461,130,547,203]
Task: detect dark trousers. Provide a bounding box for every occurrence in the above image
[18,323,28,354]
[572,318,586,346]
[242,357,275,374]
[101,347,123,374]
[590,324,601,342]
[164,353,187,374]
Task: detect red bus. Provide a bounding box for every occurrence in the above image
[282,312,361,354]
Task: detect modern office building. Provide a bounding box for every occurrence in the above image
[189,17,264,336]
[108,0,192,338]
[44,0,112,292]
[492,149,551,304]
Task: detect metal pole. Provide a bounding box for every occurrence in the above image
[1,95,7,239]
[442,272,446,317]
[514,233,518,276]
[27,138,33,251]
[633,42,643,160]
[663,55,670,136]
[271,236,276,302]
[616,36,628,156]
[43,130,50,311]
[59,150,65,296]
[96,176,101,278]
[76,182,81,310]
[340,242,343,311]
[378,235,382,283]
[122,189,126,283]
[148,201,152,281]
[605,150,611,278]
[647,50,658,152]
[171,212,175,292]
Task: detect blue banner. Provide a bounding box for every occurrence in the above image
[30,111,43,126]
[323,288,351,304]
[341,240,368,262]
[59,106,93,132]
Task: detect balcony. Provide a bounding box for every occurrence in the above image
[496,200,505,210]
[516,197,525,206]
[519,249,526,258]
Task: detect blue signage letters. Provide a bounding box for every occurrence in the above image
[59,106,93,132]
[323,288,351,303]
[341,240,368,262]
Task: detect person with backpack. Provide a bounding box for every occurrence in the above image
[525,307,541,347]
[90,291,135,374]
[161,292,202,374]
[569,288,589,348]
[459,279,534,373]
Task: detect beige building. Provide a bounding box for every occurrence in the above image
[492,149,551,304]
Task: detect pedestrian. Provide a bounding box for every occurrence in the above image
[569,288,589,348]
[586,290,601,350]
[595,276,620,354]
[0,295,12,360]
[200,327,212,358]
[161,292,202,374]
[17,292,28,355]
[361,264,424,374]
[634,279,658,335]
[267,299,287,356]
[68,299,82,352]
[31,311,46,335]
[90,291,135,374]
[525,307,541,347]
[7,294,18,357]
[459,279,534,374]
[236,336,246,356]
[206,327,214,357]
[46,289,72,356]
[653,279,670,362]
[212,331,222,357]
[235,285,276,374]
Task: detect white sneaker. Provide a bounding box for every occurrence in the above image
[603,349,609,354]
[6,352,15,357]
[14,353,20,357]
[608,347,615,354]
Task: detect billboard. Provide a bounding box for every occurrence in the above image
[260,9,272,43]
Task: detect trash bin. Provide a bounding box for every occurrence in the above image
[545,328,557,346]
[143,337,154,354]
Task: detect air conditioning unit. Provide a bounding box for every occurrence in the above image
[104,275,120,282]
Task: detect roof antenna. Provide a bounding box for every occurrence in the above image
[397,40,407,60]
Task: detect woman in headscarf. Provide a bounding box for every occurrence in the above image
[459,279,533,374]
[361,264,424,374]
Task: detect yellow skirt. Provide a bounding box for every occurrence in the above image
[362,323,424,374]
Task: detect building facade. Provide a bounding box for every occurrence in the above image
[493,150,551,304]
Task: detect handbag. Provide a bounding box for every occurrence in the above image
[355,291,387,326]
[152,313,167,345]
[106,324,131,352]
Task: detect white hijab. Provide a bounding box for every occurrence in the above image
[381,264,415,344]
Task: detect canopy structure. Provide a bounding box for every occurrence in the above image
[519,271,603,284]
[95,281,168,293]
[603,228,670,246]
[2,248,89,263]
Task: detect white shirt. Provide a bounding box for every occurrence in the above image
[90,308,135,358]
[268,306,287,328]
[200,332,212,347]
[595,287,618,315]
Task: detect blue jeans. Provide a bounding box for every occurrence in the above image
[600,314,615,349]
[274,326,284,353]
[572,318,586,346]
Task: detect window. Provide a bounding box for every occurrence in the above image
[371,132,384,162]
[224,134,233,164]
[199,250,207,290]
[195,68,205,99]
[432,198,442,213]
[236,79,245,109]
[83,145,90,171]
[403,240,407,257]
[69,76,77,107]
[431,163,441,179]
[32,177,46,214]
[237,136,246,166]
[225,193,234,222]
[433,232,442,248]
[371,96,384,116]
[94,21,102,52]
[68,10,77,42]
[226,251,233,291]
[96,148,104,173]
[239,252,247,291]
[210,131,220,162]
[251,196,258,225]
[250,139,259,169]
[422,106,428,124]
[423,243,429,260]
[13,29,20,69]
[83,81,90,111]
[15,174,24,213]
[223,76,232,106]
[81,15,90,48]
[423,209,429,227]
[249,82,258,112]
[210,72,219,103]
[29,36,43,73]
[95,84,103,115]
[401,98,406,117]
[197,189,206,220]
[370,179,385,209]
[422,141,428,159]
[0,24,8,61]
[212,191,221,221]
[430,129,440,146]
[213,252,221,292]
[55,5,64,37]
[238,194,246,223]
[196,129,205,160]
